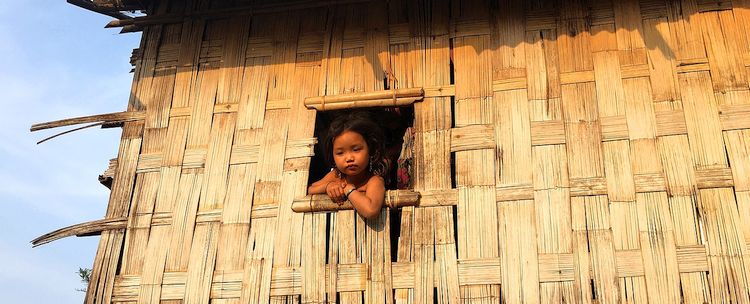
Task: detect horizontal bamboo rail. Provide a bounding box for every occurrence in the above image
[292,190,420,212]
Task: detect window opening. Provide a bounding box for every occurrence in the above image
[308,106,415,263]
[307,106,415,191]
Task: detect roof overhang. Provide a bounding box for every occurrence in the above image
[85,0,149,11]
[67,0,149,20]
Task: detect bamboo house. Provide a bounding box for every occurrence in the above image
[33,0,750,303]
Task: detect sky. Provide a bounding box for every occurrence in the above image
[0,2,141,303]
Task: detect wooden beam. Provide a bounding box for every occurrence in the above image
[30,110,146,132]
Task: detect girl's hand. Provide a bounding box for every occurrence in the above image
[325,181,346,204]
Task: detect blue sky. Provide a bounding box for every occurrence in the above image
[0,2,140,303]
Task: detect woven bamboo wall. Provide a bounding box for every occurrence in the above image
[78,0,750,302]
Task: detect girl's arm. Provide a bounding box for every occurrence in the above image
[307,171,337,194]
[344,175,385,219]
[308,171,347,203]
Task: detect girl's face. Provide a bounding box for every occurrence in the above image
[332,130,370,178]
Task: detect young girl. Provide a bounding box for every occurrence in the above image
[307,111,387,219]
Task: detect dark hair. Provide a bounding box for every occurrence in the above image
[325,111,387,177]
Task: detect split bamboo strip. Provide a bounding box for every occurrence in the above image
[422,85,455,98]
[613,0,647,66]
[31,217,128,247]
[525,29,561,103]
[270,168,306,302]
[267,11,300,106]
[300,213,326,303]
[238,216,277,303]
[144,66,177,129]
[364,209,394,304]
[136,168,185,303]
[131,23,163,128]
[602,141,645,301]
[498,200,540,303]
[532,140,573,304]
[679,71,729,168]
[698,188,750,303]
[361,1,389,93]
[216,16,251,106]
[449,124,495,152]
[490,0,525,81]
[657,132,712,302]
[572,195,619,303]
[636,192,682,303]
[642,17,680,102]
[699,10,748,92]
[121,171,160,275]
[30,110,146,132]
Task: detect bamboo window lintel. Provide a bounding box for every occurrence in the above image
[304,88,425,111]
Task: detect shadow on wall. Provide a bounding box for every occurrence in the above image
[126,0,704,111]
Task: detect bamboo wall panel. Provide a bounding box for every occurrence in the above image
[60,0,750,303]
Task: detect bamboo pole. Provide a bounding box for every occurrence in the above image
[304,87,424,111]
[305,87,423,104]
[31,217,127,247]
[30,110,145,132]
[305,97,422,111]
[291,190,420,213]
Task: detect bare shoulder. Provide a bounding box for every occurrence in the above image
[366,175,385,188]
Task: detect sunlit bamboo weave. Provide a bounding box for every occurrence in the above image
[34,0,750,303]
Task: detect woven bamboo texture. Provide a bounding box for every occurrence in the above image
[43,0,750,302]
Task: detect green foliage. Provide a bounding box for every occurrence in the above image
[76,267,91,292]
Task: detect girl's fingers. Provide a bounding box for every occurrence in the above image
[328,188,341,204]
[336,188,347,204]
[335,188,344,201]
[326,187,338,203]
